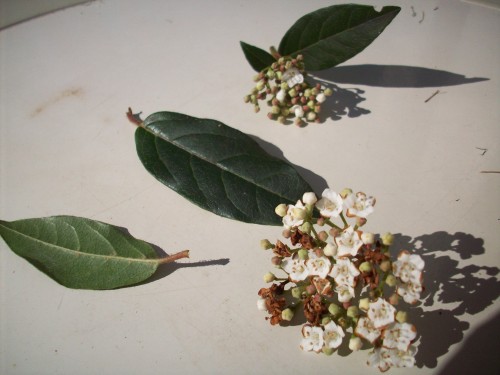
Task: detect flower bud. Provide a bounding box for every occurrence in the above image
[359,261,372,273]
[254,105,260,113]
[291,286,303,299]
[271,256,282,266]
[298,249,309,260]
[266,69,275,79]
[243,95,250,103]
[292,105,304,118]
[288,88,297,97]
[349,336,363,351]
[275,203,287,217]
[306,284,316,295]
[322,347,335,356]
[260,239,273,250]
[306,112,317,121]
[324,88,333,96]
[299,222,312,234]
[347,306,359,318]
[271,105,281,115]
[328,303,342,317]
[381,232,394,246]
[323,242,337,257]
[307,100,315,109]
[340,188,353,199]
[280,108,290,117]
[304,89,311,98]
[257,298,267,311]
[277,116,286,124]
[396,310,408,323]
[302,192,317,205]
[318,231,328,242]
[263,272,276,283]
[361,232,375,245]
[282,229,291,238]
[281,308,294,321]
[316,93,326,103]
[359,298,370,311]
[385,274,397,287]
[379,260,391,272]
[280,82,289,91]
[276,71,283,80]
[291,207,306,220]
[356,217,367,227]
[255,80,265,91]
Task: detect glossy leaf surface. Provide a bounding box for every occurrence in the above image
[0,216,163,289]
[278,4,400,71]
[135,111,312,225]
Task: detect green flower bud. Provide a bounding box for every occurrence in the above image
[298,249,309,260]
[291,286,303,299]
[260,239,273,250]
[322,347,335,356]
[281,308,294,321]
[304,89,311,98]
[271,105,281,115]
[306,112,317,121]
[359,261,372,273]
[280,82,289,90]
[307,100,315,109]
[266,69,275,79]
[291,207,306,220]
[359,298,370,311]
[322,316,332,326]
[381,232,394,246]
[243,95,250,103]
[386,274,397,287]
[288,88,297,97]
[280,108,290,117]
[349,336,363,351]
[276,71,283,80]
[340,188,353,198]
[256,80,265,91]
[347,306,359,318]
[275,203,287,217]
[396,310,408,323]
[299,222,312,234]
[263,272,276,283]
[328,303,342,317]
[324,87,333,96]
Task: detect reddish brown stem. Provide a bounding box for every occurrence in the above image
[157,250,190,264]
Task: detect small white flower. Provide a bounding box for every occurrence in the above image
[323,242,338,257]
[355,317,382,344]
[276,89,286,103]
[302,192,317,205]
[397,280,423,304]
[257,297,267,311]
[281,257,310,282]
[335,226,363,257]
[316,92,326,103]
[345,192,376,218]
[382,322,417,352]
[393,250,425,284]
[367,347,392,372]
[307,253,332,279]
[283,67,304,88]
[282,200,306,229]
[292,104,304,118]
[335,284,355,303]
[329,258,360,287]
[315,189,343,218]
[367,298,396,328]
[388,345,417,368]
[300,324,324,352]
[323,321,345,349]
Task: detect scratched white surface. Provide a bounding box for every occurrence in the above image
[1,1,499,374]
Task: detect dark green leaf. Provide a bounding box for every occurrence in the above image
[134,111,312,225]
[278,5,401,71]
[240,41,276,72]
[0,216,185,290]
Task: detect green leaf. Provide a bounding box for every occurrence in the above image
[0,216,188,290]
[278,4,401,71]
[134,111,312,225]
[240,41,276,72]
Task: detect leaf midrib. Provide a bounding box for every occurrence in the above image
[0,222,158,265]
[285,7,398,56]
[142,122,296,201]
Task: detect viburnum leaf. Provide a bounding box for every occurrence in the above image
[131,110,312,225]
[240,41,276,72]
[0,216,189,290]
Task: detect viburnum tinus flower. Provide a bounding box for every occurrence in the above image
[244,54,333,126]
[256,187,424,371]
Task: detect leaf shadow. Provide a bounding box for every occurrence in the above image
[307,64,489,122]
[392,231,500,371]
[249,135,329,194]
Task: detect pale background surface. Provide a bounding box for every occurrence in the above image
[1,1,499,374]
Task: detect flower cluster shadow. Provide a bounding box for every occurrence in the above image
[393,231,499,373]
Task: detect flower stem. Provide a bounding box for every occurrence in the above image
[157,250,190,264]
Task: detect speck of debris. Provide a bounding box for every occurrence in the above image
[475,147,487,156]
[434,6,439,11]
[411,6,417,17]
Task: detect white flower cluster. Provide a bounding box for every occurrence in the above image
[244,54,333,126]
[257,188,425,372]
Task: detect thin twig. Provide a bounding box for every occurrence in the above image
[480,171,500,174]
[126,107,143,126]
[476,147,487,156]
[424,90,440,103]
